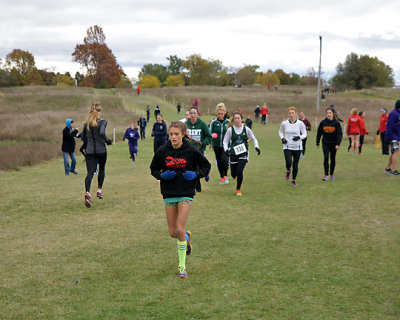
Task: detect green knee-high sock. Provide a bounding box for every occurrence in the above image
[177,240,187,272]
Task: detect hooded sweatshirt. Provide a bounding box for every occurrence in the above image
[150,139,211,199]
[316,118,343,146]
[61,119,78,153]
[385,107,400,141]
[186,117,212,152]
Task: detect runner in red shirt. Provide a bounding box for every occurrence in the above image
[260,103,269,125]
[358,111,368,155]
[346,108,362,155]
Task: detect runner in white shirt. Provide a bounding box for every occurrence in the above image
[223,112,260,196]
[278,107,307,187]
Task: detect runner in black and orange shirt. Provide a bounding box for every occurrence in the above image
[316,107,343,181]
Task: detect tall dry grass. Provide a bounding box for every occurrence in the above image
[0,87,139,170]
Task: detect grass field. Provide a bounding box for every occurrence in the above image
[0,92,399,319]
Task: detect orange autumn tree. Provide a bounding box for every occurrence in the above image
[72,25,124,88]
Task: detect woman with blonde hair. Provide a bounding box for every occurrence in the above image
[82,102,112,208]
[278,107,307,187]
[210,103,230,184]
[346,108,362,155]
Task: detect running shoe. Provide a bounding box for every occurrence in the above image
[223,176,229,184]
[322,175,329,181]
[84,192,91,208]
[391,170,400,176]
[291,180,297,187]
[70,171,78,175]
[178,268,188,279]
[97,191,104,199]
[220,178,224,184]
[384,168,392,175]
[359,153,363,156]
[330,175,335,181]
[65,172,70,176]
[236,189,242,196]
[186,231,192,255]
[285,170,291,181]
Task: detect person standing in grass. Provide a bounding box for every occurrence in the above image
[278,107,307,187]
[146,106,150,122]
[384,100,400,175]
[260,103,269,125]
[358,111,368,155]
[223,112,260,196]
[377,107,389,155]
[62,119,79,176]
[150,121,211,279]
[123,122,140,161]
[186,106,212,192]
[299,112,311,159]
[210,103,230,184]
[347,108,362,155]
[316,107,343,181]
[152,114,168,153]
[82,102,112,208]
[137,115,147,140]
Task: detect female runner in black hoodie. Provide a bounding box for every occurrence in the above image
[150,121,211,279]
[316,107,343,181]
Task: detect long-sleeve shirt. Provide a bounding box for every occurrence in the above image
[152,122,168,142]
[347,115,362,135]
[223,124,259,152]
[378,114,389,133]
[316,118,343,146]
[123,128,140,146]
[278,119,307,150]
[301,118,312,131]
[82,120,110,155]
[385,108,400,141]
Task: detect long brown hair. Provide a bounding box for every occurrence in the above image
[86,102,102,127]
[169,121,202,146]
[228,111,243,128]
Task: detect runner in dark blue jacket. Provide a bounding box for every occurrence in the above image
[123,122,140,161]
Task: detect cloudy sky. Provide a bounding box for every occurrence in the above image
[1,0,400,83]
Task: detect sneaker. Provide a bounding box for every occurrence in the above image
[359,153,363,156]
[97,191,104,199]
[291,180,297,187]
[178,268,188,279]
[70,171,78,175]
[322,175,329,181]
[236,189,242,196]
[220,178,224,185]
[84,192,91,208]
[330,175,335,181]
[285,170,291,181]
[223,177,229,184]
[384,168,392,175]
[186,231,192,255]
[205,174,209,182]
[65,172,70,176]
[391,170,400,176]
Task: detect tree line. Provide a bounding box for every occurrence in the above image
[0,25,395,90]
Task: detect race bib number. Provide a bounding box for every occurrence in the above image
[233,143,247,155]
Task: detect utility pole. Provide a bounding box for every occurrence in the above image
[317,35,322,112]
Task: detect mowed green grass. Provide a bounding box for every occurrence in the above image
[0,102,399,319]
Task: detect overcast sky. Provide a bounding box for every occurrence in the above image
[1,0,400,83]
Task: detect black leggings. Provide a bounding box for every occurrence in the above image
[322,143,337,175]
[283,149,301,180]
[140,129,145,139]
[380,132,389,155]
[301,137,307,155]
[213,146,228,178]
[154,140,165,153]
[230,159,247,190]
[85,153,107,192]
[359,135,364,153]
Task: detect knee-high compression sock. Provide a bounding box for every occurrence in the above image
[177,240,187,272]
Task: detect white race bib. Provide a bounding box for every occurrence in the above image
[233,143,247,155]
